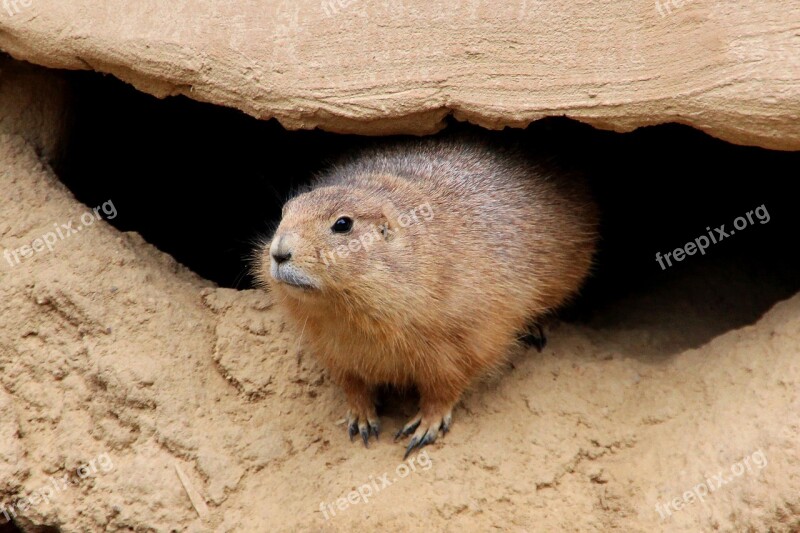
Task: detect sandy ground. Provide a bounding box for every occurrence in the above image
[0,64,799,532]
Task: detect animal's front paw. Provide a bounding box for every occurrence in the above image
[395,408,452,459]
[346,406,380,448]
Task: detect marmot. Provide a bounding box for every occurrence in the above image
[255,137,599,457]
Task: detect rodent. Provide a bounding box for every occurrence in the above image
[255,136,599,457]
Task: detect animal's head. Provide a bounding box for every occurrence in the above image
[256,185,415,305]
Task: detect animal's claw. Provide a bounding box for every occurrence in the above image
[346,409,380,448]
[398,409,452,458]
[520,322,547,352]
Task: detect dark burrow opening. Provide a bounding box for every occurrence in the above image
[0,520,56,533]
[56,71,800,355]
[0,521,21,532]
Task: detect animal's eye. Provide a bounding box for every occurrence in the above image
[331,216,353,234]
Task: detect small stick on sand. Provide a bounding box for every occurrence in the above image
[174,462,210,520]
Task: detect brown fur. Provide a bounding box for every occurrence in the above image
[255,137,599,453]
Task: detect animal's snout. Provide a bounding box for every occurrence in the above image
[270,234,294,264]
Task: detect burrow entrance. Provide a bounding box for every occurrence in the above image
[56,72,800,356]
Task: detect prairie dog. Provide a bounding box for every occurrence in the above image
[256,137,599,456]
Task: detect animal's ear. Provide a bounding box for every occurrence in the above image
[380,201,400,241]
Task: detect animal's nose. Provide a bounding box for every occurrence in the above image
[272,250,291,264]
[270,235,293,264]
